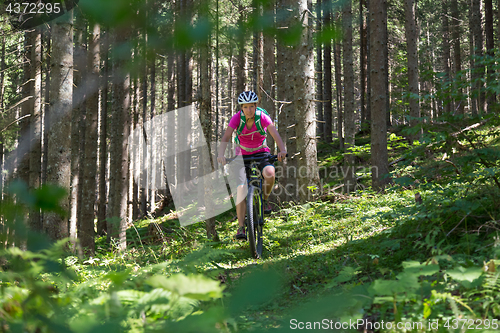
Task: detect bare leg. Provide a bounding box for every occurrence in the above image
[236,184,247,227]
[262,165,275,201]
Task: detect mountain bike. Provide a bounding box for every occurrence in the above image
[227,154,285,259]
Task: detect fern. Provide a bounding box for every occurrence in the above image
[482,270,500,317]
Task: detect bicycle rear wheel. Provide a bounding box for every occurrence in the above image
[246,185,261,258]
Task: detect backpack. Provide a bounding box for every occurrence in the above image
[234,107,270,152]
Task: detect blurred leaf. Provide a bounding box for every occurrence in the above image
[315,25,341,44]
[402,261,440,276]
[147,273,223,300]
[394,176,414,187]
[446,266,483,283]
[227,268,282,315]
[106,270,131,288]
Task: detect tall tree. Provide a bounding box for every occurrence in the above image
[199,0,219,241]
[262,0,276,152]
[334,35,343,150]
[71,16,86,241]
[404,0,421,140]
[0,35,5,113]
[484,0,495,112]
[149,52,157,211]
[316,0,323,141]
[165,52,176,207]
[360,0,368,130]
[45,11,74,240]
[236,3,246,93]
[107,27,131,251]
[323,5,333,143]
[450,0,464,114]
[343,0,356,193]
[294,0,319,202]
[370,0,389,190]
[176,0,193,191]
[42,28,51,186]
[141,37,148,215]
[29,28,42,232]
[365,0,371,126]
[471,0,484,114]
[18,31,31,187]
[252,0,263,97]
[0,35,4,197]
[79,23,100,254]
[97,30,108,236]
[442,1,452,115]
[277,0,297,202]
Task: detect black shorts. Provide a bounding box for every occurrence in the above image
[235,152,274,186]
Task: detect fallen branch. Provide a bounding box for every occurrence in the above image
[389,157,405,166]
[451,119,489,137]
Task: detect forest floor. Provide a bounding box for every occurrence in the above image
[4,115,500,332]
[116,117,500,331]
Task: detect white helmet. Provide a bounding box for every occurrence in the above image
[238,91,259,104]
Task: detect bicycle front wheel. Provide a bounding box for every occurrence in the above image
[246,185,261,258]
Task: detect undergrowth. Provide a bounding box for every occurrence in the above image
[1,113,500,332]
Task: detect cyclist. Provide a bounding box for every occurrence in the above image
[217,91,287,240]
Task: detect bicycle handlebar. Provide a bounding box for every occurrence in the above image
[225,154,288,164]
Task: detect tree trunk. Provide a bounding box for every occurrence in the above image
[29,28,42,232]
[323,6,333,143]
[45,11,73,240]
[165,52,175,205]
[404,0,421,141]
[442,1,452,114]
[370,0,389,191]
[132,69,140,220]
[252,0,262,96]
[97,30,108,236]
[236,4,246,93]
[343,0,356,193]
[365,0,371,126]
[484,0,495,112]
[450,0,464,114]
[471,0,484,114]
[334,39,343,150]
[294,0,319,203]
[79,24,100,254]
[19,31,31,187]
[200,0,219,241]
[141,47,148,216]
[316,0,323,141]
[149,53,156,211]
[262,0,276,153]
[0,36,4,198]
[71,18,86,242]
[360,0,368,131]
[42,27,51,186]
[277,0,297,202]
[107,27,131,251]
[0,35,5,112]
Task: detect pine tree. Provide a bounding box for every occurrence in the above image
[370,0,389,190]
[45,11,73,240]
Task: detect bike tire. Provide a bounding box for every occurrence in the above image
[246,185,259,258]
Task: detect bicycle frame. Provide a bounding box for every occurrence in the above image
[247,161,264,222]
[225,154,285,258]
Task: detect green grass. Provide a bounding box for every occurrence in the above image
[3,115,500,332]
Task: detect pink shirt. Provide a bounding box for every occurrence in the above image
[228,111,272,155]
